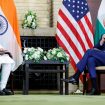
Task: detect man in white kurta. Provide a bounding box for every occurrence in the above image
[0,44,15,95]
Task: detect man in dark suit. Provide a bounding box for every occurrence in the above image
[63,34,105,95]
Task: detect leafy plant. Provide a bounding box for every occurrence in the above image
[22,10,37,29]
[23,47,70,63]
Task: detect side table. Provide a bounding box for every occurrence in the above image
[22,60,69,95]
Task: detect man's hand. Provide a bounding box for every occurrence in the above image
[100,34,105,45]
[102,34,105,40]
[0,48,5,52]
[0,48,12,58]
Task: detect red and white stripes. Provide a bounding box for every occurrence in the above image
[56,4,94,70]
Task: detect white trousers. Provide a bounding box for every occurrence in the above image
[0,63,12,90]
[0,54,15,90]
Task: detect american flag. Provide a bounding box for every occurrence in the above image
[56,0,94,71]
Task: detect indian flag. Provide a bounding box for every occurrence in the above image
[94,0,105,45]
[0,0,23,71]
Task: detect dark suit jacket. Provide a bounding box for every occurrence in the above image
[94,41,105,51]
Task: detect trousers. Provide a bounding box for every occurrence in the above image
[76,49,105,78]
[0,63,12,90]
[0,54,15,90]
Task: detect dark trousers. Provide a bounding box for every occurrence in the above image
[76,49,105,78]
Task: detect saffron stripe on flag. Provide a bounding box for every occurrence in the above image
[0,0,23,71]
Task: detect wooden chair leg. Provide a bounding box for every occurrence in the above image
[97,73,101,95]
[10,72,14,94]
[83,73,87,95]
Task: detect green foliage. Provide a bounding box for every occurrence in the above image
[23,47,70,63]
[22,10,37,29]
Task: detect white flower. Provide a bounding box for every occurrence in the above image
[23,47,45,62]
[27,48,31,52]
[22,10,37,29]
[31,15,34,19]
[32,22,36,28]
[37,47,43,52]
[33,53,40,59]
[36,51,41,55]
[46,47,70,62]
[57,52,63,58]
[23,48,28,53]
[25,55,28,60]
[52,49,56,55]
[46,53,53,59]
[44,56,47,60]
[30,47,35,52]
[66,53,70,61]
[23,47,70,63]
[27,15,32,24]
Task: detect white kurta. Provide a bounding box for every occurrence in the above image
[0,45,15,71]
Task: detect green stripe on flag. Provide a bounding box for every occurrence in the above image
[94,19,105,45]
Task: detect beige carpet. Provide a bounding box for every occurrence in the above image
[0,94,105,105]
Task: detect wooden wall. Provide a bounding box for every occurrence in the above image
[14,0,102,31]
[87,0,101,30]
[14,0,52,28]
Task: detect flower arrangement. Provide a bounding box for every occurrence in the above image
[22,10,37,29]
[46,47,69,63]
[23,47,45,63]
[23,47,70,63]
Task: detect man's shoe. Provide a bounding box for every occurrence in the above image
[0,90,5,95]
[62,76,78,85]
[2,89,13,95]
[86,88,99,95]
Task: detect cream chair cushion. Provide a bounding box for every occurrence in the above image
[96,66,105,70]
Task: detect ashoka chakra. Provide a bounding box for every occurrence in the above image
[0,15,8,35]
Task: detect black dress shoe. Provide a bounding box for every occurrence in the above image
[62,76,78,85]
[0,90,5,95]
[86,88,99,95]
[2,89,13,95]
